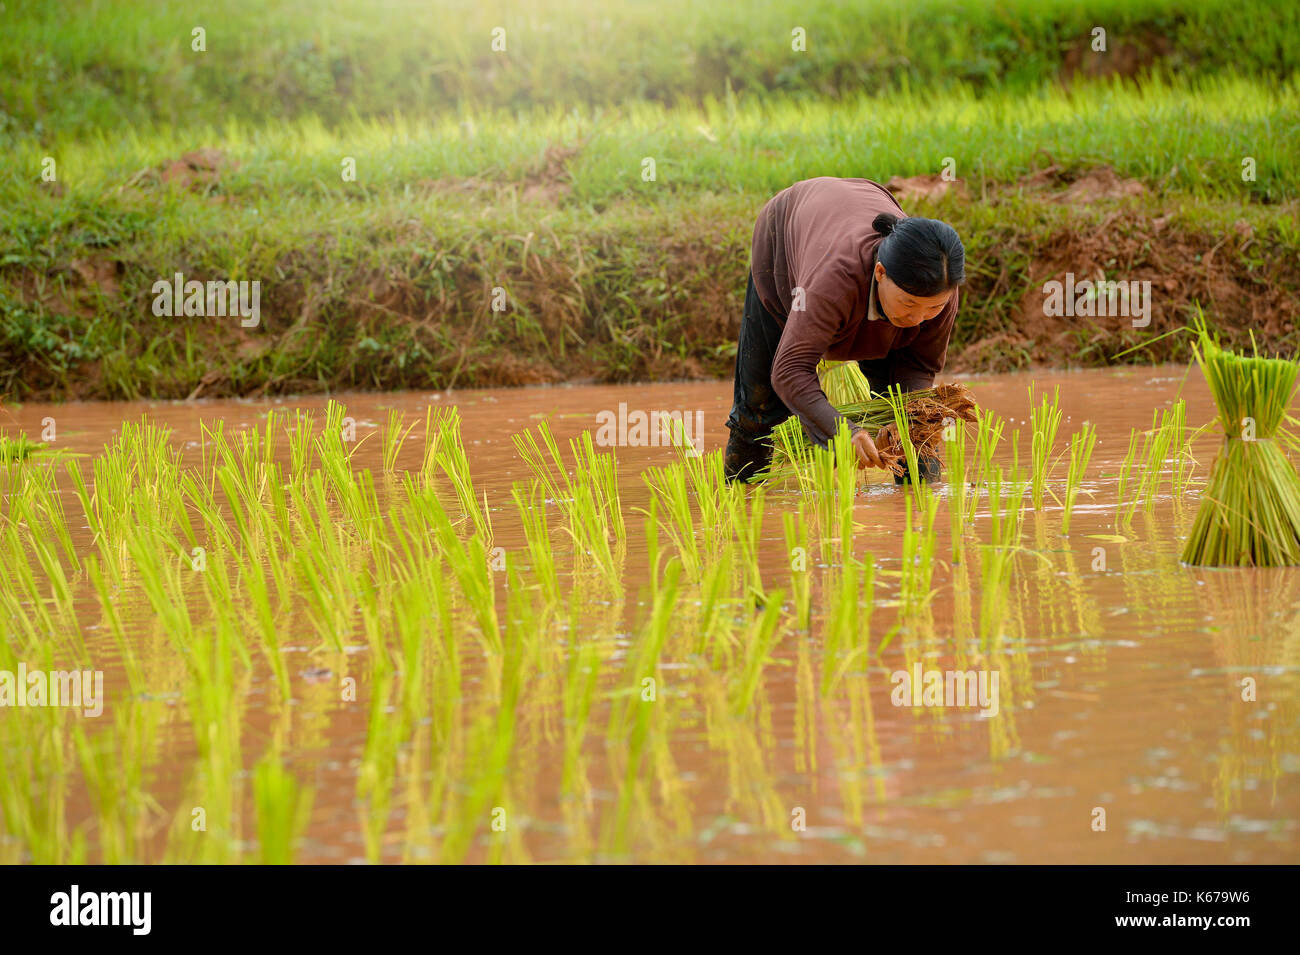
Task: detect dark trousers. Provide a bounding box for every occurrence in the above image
[724,272,794,482]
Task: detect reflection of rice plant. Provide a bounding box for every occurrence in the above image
[821,556,872,695]
[783,502,812,630]
[512,479,560,605]
[253,754,313,865]
[945,413,973,561]
[1182,319,1300,566]
[899,490,941,614]
[980,464,1025,647]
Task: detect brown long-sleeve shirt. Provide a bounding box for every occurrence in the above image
[750,176,959,445]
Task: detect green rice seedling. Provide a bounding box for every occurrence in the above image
[1029,385,1063,510]
[667,430,734,563]
[382,408,417,472]
[123,525,195,649]
[884,385,923,492]
[820,359,875,407]
[431,410,491,540]
[14,507,79,639]
[566,478,622,588]
[413,487,502,657]
[1182,320,1300,566]
[18,464,78,568]
[0,524,63,652]
[988,459,1027,550]
[832,420,860,562]
[210,477,291,697]
[194,540,252,672]
[253,753,314,865]
[1166,399,1194,498]
[832,561,879,689]
[575,429,626,543]
[945,414,973,560]
[514,421,623,577]
[288,407,316,477]
[313,413,388,536]
[808,438,839,558]
[766,414,816,496]
[1134,407,1179,516]
[1116,405,1184,525]
[973,407,1006,490]
[511,479,560,606]
[641,460,702,580]
[1061,422,1098,535]
[0,432,46,462]
[1114,425,1143,521]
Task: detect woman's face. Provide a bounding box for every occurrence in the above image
[874,261,953,328]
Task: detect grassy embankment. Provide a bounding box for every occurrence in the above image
[1,0,1298,400]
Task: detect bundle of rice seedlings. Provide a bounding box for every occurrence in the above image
[0,432,46,463]
[1181,320,1300,567]
[870,383,978,475]
[763,382,978,482]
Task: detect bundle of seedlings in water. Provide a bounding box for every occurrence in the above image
[1181,321,1300,567]
[764,382,978,482]
[0,432,46,463]
[873,383,978,477]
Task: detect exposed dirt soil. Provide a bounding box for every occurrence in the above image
[886,174,970,203]
[1060,29,1174,84]
[126,148,239,192]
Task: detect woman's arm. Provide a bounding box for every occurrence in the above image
[770,284,861,448]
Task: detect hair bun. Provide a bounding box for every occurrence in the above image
[872,212,899,236]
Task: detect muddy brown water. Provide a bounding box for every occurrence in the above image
[4,365,1299,863]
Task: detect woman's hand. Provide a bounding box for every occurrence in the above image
[851,429,887,470]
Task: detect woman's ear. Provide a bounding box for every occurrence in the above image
[874,261,887,284]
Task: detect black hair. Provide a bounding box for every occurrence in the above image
[872,212,965,297]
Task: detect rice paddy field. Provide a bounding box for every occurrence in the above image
[2,0,1300,878]
[1,363,1298,864]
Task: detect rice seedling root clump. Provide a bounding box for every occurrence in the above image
[873,384,979,475]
